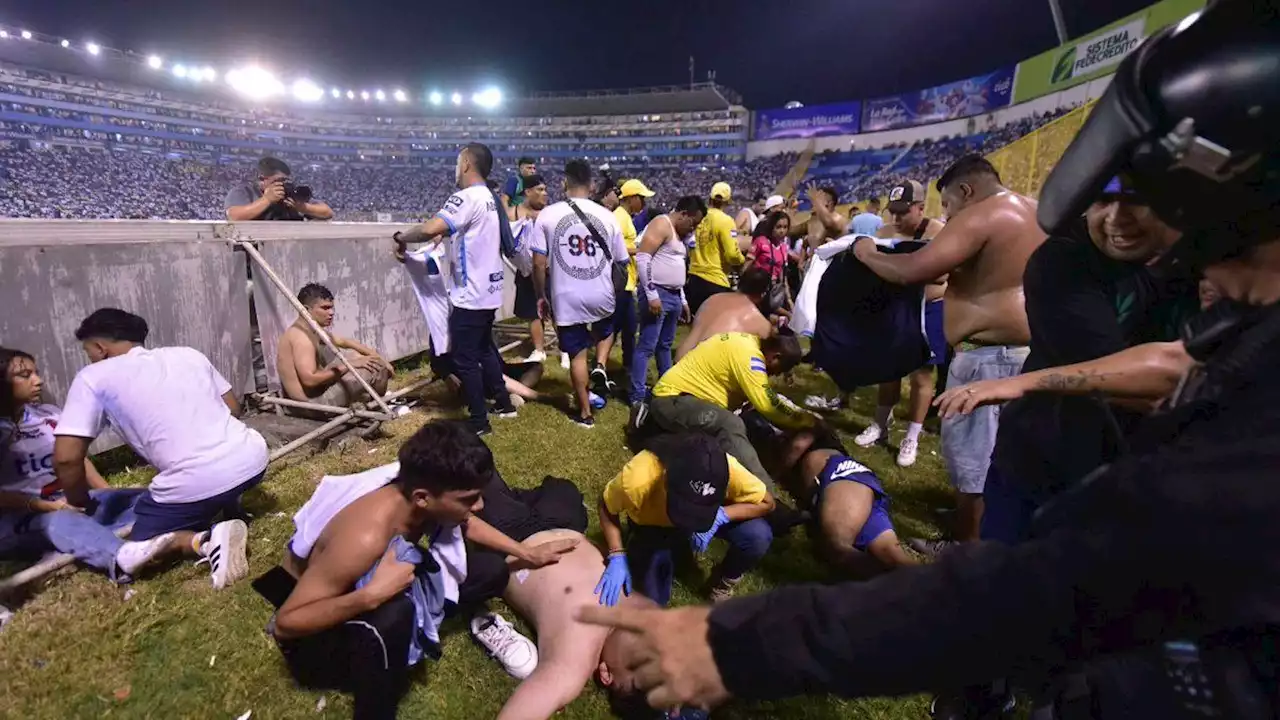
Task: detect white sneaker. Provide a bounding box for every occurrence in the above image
[854,423,888,448]
[198,520,249,590]
[559,353,570,370]
[524,349,547,364]
[115,532,175,576]
[897,437,919,467]
[804,395,842,411]
[470,612,538,680]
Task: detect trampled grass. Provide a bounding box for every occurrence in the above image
[0,343,956,719]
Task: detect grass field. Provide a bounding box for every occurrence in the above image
[0,345,958,719]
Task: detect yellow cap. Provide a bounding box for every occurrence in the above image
[710,182,732,201]
[619,179,655,199]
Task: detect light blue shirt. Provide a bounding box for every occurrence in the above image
[849,212,885,237]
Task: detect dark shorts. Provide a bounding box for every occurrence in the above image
[924,299,948,367]
[130,470,266,540]
[514,274,539,321]
[816,455,893,551]
[476,474,588,542]
[431,354,540,385]
[557,318,615,358]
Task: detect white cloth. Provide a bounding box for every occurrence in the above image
[0,403,61,498]
[436,184,504,311]
[792,235,863,338]
[531,198,627,326]
[402,244,453,355]
[638,215,688,302]
[55,346,268,504]
[508,217,536,278]
[288,461,467,604]
[737,208,759,240]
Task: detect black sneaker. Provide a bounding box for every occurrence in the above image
[490,404,518,420]
[590,365,615,395]
[571,415,595,429]
[629,401,649,430]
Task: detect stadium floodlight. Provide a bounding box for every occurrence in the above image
[375,89,386,102]
[226,66,285,100]
[173,64,188,78]
[147,55,162,69]
[60,39,70,48]
[346,89,355,99]
[428,91,443,106]
[361,90,370,101]
[330,87,340,99]
[21,30,32,40]
[450,91,463,106]
[86,42,100,56]
[472,87,503,109]
[393,89,407,103]
[0,31,8,40]
[291,78,325,103]
[202,67,217,82]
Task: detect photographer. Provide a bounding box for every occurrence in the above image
[225,157,333,222]
[578,5,1280,718]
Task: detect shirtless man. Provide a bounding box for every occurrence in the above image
[803,184,848,250]
[277,283,393,409]
[674,267,775,362]
[853,180,949,468]
[852,155,1045,549]
[493,529,659,720]
[733,194,767,254]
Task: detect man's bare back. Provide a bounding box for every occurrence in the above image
[942,191,1044,346]
[676,293,774,361]
[277,323,326,400]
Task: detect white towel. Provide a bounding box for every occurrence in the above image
[791,235,869,337]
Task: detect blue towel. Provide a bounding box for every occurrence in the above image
[355,533,447,665]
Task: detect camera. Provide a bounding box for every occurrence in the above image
[281,181,313,203]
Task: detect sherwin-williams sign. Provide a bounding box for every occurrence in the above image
[1013,0,1205,102]
[753,101,862,140]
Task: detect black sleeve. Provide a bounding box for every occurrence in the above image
[706,408,1280,700]
[1024,238,1129,365]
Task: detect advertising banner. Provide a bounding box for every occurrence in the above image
[753,101,861,140]
[861,67,1015,132]
[1013,0,1205,102]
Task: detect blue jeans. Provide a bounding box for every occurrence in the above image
[448,307,510,432]
[630,286,682,404]
[613,289,638,371]
[626,517,773,607]
[0,488,145,580]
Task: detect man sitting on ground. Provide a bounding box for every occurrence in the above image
[597,434,776,605]
[675,267,776,362]
[257,421,578,719]
[277,283,393,409]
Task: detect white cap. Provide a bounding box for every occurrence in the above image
[764,195,785,211]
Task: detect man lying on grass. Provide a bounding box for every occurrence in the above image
[253,421,577,720]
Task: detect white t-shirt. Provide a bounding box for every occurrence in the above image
[531,198,627,326]
[436,184,505,311]
[0,403,63,499]
[508,217,536,278]
[55,346,269,504]
[402,243,453,356]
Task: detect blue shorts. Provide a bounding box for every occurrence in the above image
[130,470,266,540]
[816,455,894,551]
[924,299,948,366]
[557,318,615,358]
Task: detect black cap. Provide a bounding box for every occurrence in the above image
[647,434,729,532]
[887,180,924,214]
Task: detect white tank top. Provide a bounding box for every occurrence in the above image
[649,216,689,289]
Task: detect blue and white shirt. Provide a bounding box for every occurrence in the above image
[0,403,63,499]
[436,184,505,312]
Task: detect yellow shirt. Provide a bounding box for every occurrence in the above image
[653,332,814,430]
[602,450,767,527]
[614,206,638,292]
[689,207,744,288]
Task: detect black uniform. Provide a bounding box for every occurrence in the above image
[707,302,1280,714]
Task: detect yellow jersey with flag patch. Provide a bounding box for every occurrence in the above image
[689,207,744,288]
[652,332,813,429]
[614,206,638,292]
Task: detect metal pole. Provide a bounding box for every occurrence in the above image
[268,411,358,463]
[252,394,392,421]
[1048,0,1069,44]
[235,239,393,417]
[0,524,133,596]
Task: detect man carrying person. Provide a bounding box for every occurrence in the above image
[509,174,550,364]
[597,433,776,606]
[394,142,519,436]
[591,179,650,394]
[852,181,948,467]
[52,308,268,590]
[674,267,775,363]
[647,332,811,488]
[531,160,629,429]
[501,156,539,215]
[276,283,393,411]
[225,156,334,222]
[851,154,1046,549]
[256,421,578,719]
[848,197,885,236]
[628,195,705,419]
[686,182,746,314]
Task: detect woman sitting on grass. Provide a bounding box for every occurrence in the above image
[0,347,171,582]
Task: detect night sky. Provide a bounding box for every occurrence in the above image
[4,0,1155,108]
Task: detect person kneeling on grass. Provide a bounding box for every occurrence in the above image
[256,421,578,720]
[597,433,775,606]
[52,309,268,589]
[0,347,171,581]
[277,283,394,412]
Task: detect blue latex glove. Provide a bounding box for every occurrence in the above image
[690,507,730,553]
[594,553,632,606]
